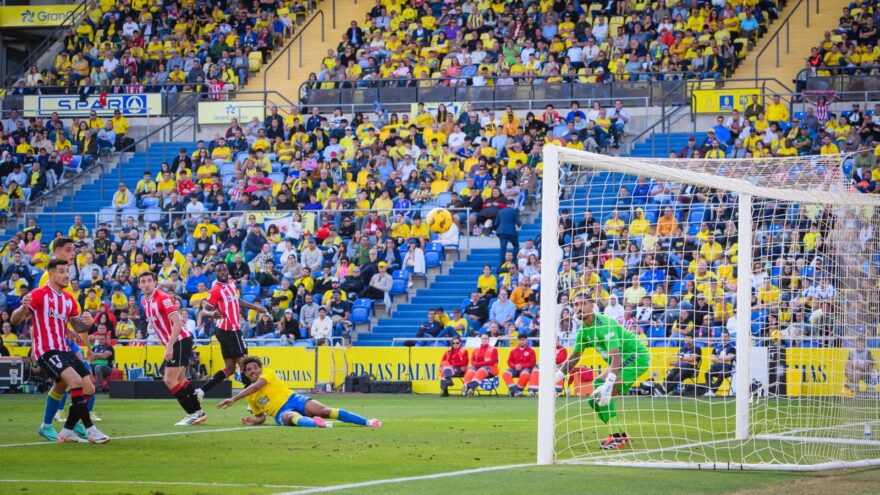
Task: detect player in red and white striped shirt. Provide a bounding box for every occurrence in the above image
[196,262,268,400]
[138,271,206,426]
[12,259,109,444]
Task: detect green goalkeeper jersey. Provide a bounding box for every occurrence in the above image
[574,313,650,368]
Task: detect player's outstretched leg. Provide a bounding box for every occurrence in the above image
[280,411,331,428]
[197,366,232,400]
[306,401,381,428]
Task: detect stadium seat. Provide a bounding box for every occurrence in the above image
[436,191,452,207]
[144,207,162,223]
[389,277,408,302]
[97,207,116,225]
[425,250,442,272]
[350,306,371,332]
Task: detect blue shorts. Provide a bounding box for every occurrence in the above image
[274,393,313,425]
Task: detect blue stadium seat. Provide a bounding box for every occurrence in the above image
[436,191,452,207]
[389,278,408,302]
[425,250,442,271]
[350,306,371,331]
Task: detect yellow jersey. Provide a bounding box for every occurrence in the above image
[246,368,293,417]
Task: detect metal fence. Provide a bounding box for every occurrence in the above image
[20,207,474,249]
[299,79,687,113]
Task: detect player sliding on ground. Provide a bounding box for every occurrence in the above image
[562,292,650,450]
[138,271,207,425]
[217,356,381,429]
[12,259,109,444]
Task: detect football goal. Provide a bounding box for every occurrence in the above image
[537,146,880,470]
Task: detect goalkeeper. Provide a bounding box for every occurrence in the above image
[562,292,651,450]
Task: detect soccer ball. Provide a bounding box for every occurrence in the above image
[426,207,453,234]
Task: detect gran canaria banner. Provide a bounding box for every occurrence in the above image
[0,6,78,28]
[9,345,876,396]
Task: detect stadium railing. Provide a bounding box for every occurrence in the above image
[0,0,89,88]
[262,9,326,93]
[752,0,819,81]
[299,78,671,113]
[0,86,299,117]
[799,75,880,100]
[22,208,473,249]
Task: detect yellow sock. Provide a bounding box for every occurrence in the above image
[329,408,340,420]
[48,389,63,401]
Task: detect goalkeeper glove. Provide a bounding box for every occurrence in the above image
[592,372,617,406]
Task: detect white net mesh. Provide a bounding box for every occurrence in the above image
[540,148,880,470]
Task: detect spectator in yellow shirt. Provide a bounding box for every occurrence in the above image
[765,95,790,124]
[477,264,498,299]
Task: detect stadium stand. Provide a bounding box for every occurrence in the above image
[5,0,311,97]
[2,0,879,354]
[308,0,782,88]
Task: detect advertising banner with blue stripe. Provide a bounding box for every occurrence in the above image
[23,94,163,117]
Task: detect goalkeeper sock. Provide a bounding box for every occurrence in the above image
[330,408,369,426]
[200,369,231,393]
[608,414,625,435]
[43,389,64,426]
[588,396,617,424]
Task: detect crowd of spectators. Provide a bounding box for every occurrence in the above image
[307,0,781,92]
[0,108,124,218]
[7,0,304,98]
[675,96,880,163]
[798,2,880,85]
[0,93,633,347]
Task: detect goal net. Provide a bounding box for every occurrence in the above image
[536,146,880,470]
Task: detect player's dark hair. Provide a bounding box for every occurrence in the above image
[138,271,156,282]
[53,237,75,252]
[240,355,262,371]
[47,259,69,271]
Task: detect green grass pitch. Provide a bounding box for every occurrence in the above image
[0,394,877,495]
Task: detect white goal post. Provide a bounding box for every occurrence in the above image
[537,145,880,470]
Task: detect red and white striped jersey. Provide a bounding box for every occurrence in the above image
[28,285,79,358]
[207,281,242,331]
[141,290,188,345]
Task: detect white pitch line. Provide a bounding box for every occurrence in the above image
[273,464,533,495]
[0,479,316,489]
[0,426,251,448]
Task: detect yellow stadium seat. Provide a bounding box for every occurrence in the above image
[248,52,262,71]
[430,179,449,196]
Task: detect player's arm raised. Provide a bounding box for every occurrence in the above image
[200,300,218,317]
[216,378,268,409]
[69,312,95,335]
[10,293,32,325]
[239,297,269,314]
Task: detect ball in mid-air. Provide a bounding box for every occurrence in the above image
[426,207,453,234]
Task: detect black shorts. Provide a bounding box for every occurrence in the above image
[216,330,247,360]
[166,337,194,368]
[38,350,90,382]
